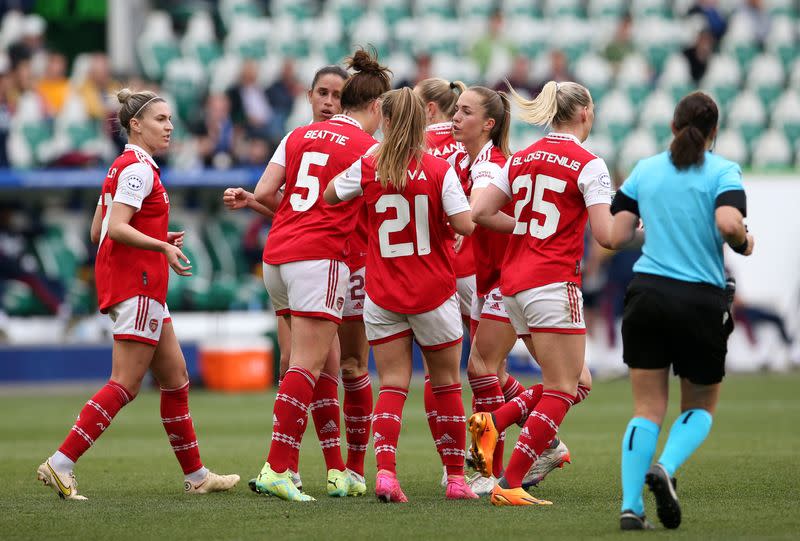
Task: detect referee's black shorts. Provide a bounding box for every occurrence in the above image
[621,273,734,385]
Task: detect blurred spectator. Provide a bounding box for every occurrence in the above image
[688,0,727,43]
[395,52,433,89]
[738,0,771,47]
[192,93,236,169]
[493,55,536,97]
[0,55,11,167]
[604,13,635,66]
[5,42,37,112]
[226,59,280,145]
[0,203,64,315]
[36,51,69,117]
[19,13,46,76]
[537,49,575,89]
[470,8,517,78]
[78,53,119,122]
[683,28,715,83]
[239,137,270,167]
[266,59,302,137]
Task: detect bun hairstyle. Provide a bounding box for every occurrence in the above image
[117,88,165,134]
[340,47,392,111]
[416,77,467,119]
[670,91,719,170]
[509,80,591,128]
[375,87,426,192]
[467,86,512,158]
[311,65,349,90]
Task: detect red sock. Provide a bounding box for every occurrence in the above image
[160,381,202,475]
[310,372,345,471]
[493,384,543,432]
[423,375,443,460]
[373,386,408,475]
[574,383,591,405]
[342,373,372,476]
[58,380,133,462]
[502,375,525,401]
[469,375,505,477]
[433,383,467,476]
[277,377,306,475]
[503,390,574,487]
[267,367,316,473]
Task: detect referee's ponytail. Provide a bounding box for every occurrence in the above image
[670,92,719,170]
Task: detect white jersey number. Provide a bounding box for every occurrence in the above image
[512,174,567,239]
[290,152,329,212]
[376,194,431,258]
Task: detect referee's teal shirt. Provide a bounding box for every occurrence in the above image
[618,151,743,289]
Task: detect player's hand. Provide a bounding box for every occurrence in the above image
[453,234,464,253]
[223,187,250,210]
[167,231,184,248]
[743,233,754,256]
[163,243,192,276]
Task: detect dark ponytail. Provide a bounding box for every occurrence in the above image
[669,91,719,170]
[340,47,392,111]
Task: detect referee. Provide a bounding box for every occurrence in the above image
[609,92,754,531]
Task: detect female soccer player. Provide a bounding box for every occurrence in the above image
[610,92,753,530]
[224,65,372,492]
[249,49,390,502]
[468,80,616,506]
[324,87,477,502]
[37,89,239,500]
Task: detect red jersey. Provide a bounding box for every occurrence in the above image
[96,145,169,312]
[495,133,613,295]
[452,142,510,295]
[425,122,464,160]
[346,203,369,271]
[263,114,377,265]
[426,123,474,278]
[333,152,471,314]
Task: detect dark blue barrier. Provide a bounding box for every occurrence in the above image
[0,167,264,190]
[0,343,200,382]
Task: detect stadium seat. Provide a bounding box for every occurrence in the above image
[328,0,367,28]
[714,129,749,165]
[181,11,221,70]
[551,17,592,65]
[507,17,548,58]
[219,0,262,30]
[770,90,800,146]
[616,53,653,106]
[457,0,495,19]
[583,131,617,171]
[658,53,695,103]
[136,11,180,82]
[350,10,391,59]
[633,17,685,73]
[162,58,207,125]
[502,0,542,18]
[575,54,613,104]
[269,16,310,58]
[751,129,793,169]
[764,0,796,16]
[208,54,242,94]
[270,0,313,20]
[639,89,676,145]
[7,93,51,168]
[746,53,786,108]
[375,0,411,26]
[596,89,636,141]
[224,17,270,60]
[587,0,628,20]
[630,0,670,19]
[727,90,767,147]
[414,0,455,19]
[765,16,798,70]
[543,0,584,19]
[721,13,760,71]
[618,129,659,174]
[700,54,742,108]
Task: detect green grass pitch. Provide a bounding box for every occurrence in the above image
[2,373,799,540]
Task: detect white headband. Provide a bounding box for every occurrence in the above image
[133,96,161,118]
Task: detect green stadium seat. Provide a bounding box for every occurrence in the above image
[376,0,410,26]
[162,58,207,124]
[700,54,742,108]
[596,89,636,142]
[640,89,676,146]
[751,129,793,169]
[219,0,262,30]
[658,53,695,103]
[618,129,658,174]
[2,281,49,316]
[617,54,653,106]
[503,0,542,18]
[746,53,785,108]
[544,0,585,19]
[136,11,180,81]
[766,17,798,70]
[771,90,800,146]
[575,53,613,105]
[588,0,628,20]
[224,17,270,59]
[727,90,767,147]
[722,14,760,71]
[631,0,671,18]
[714,129,748,166]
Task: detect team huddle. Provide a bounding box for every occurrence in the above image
[36,46,752,530]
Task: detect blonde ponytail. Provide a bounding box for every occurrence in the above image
[510,80,591,128]
[416,77,466,119]
[375,88,426,191]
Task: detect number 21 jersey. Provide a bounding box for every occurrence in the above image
[493,133,613,295]
[263,114,377,265]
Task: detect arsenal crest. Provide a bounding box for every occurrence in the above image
[149,318,158,332]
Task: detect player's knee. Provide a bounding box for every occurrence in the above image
[340,356,367,379]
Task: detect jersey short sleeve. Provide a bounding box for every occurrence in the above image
[269,133,291,167]
[114,162,154,210]
[715,160,744,197]
[471,160,502,190]
[488,158,512,198]
[442,167,471,216]
[577,157,613,207]
[334,158,365,202]
[619,161,641,201]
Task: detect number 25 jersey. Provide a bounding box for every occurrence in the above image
[492,133,613,295]
[263,114,377,265]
